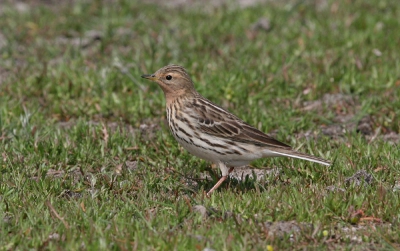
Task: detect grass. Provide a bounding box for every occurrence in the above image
[1,0,400,250]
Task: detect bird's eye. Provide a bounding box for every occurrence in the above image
[166,75,172,80]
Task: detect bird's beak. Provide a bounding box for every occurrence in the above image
[141,74,157,81]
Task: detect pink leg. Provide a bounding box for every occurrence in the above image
[206,167,234,197]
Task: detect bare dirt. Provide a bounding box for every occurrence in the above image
[302,93,399,144]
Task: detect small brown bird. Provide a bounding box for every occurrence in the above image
[142,65,330,196]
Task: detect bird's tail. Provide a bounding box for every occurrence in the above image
[269,149,331,166]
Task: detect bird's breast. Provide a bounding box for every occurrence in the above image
[165,106,263,165]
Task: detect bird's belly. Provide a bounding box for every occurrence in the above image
[174,135,221,162]
[173,132,263,167]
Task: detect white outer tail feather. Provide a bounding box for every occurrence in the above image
[269,150,331,166]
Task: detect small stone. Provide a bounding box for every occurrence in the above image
[203,248,216,251]
[49,233,60,240]
[326,185,346,193]
[251,18,271,32]
[345,170,374,186]
[193,205,207,218]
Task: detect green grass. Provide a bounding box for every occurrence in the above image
[1,0,400,250]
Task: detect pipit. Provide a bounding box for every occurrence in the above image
[142,65,330,196]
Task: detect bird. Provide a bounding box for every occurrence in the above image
[141,65,330,196]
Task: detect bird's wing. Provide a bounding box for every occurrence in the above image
[185,97,292,149]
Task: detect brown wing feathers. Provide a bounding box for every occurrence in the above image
[190,97,292,150]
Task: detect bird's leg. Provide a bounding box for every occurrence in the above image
[206,163,234,197]
[206,176,227,197]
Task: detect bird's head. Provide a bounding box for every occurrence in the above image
[141,65,196,101]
